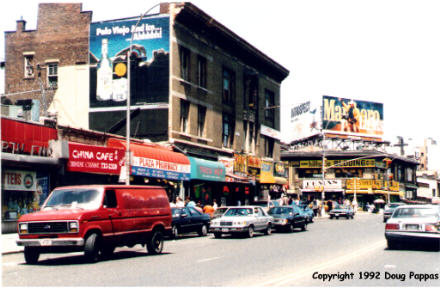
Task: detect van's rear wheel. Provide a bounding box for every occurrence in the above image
[84,233,101,263]
[147,230,164,255]
[24,247,40,264]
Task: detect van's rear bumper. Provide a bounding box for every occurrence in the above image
[16,238,84,247]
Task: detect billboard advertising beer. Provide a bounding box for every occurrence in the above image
[322,95,384,140]
[89,15,170,109]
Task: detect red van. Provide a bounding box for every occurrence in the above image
[16,185,172,264]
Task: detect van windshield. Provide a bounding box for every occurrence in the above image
[43,188,103,210]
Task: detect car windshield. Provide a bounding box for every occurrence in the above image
[268,207,292,215]
[224,208,253,217]
[393,207,439,218]
[172,208,184,217]
[43,188,103,210]
[388,203,403,208]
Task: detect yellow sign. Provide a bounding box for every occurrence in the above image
[346,179,400,191]
[114,63,127,77]
[292,159,376,168]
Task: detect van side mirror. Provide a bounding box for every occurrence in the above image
[181,213,188,218]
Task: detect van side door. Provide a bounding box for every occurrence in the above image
[103,189,123,241]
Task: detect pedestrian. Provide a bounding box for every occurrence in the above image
[176,197,185,208]
[195,201,203,213]
[203,203,215,218]
[170,199,176,208]
[213,199,218,210]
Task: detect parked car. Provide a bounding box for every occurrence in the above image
[209,206,273,238]
[268,206,308,232]
[171,207,211,238]
[385,205,440,250]
[212,207,228,219]
[298,204,315,223]
[383,202,405,222]
[16,185,172,264]
[329,204,355,219]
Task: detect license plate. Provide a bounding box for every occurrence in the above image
[40,239,52,246]
[335,214,339,217]
[406,224,419,231]
[222,228,229,233]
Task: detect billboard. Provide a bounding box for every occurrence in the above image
[322,95,384,140]
[289,100,320,142]
[89,15,170,109]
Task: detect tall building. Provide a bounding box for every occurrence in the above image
[3,3,289,206]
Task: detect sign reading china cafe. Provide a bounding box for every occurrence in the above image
[67,143,125,175]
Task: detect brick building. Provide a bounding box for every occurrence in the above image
[4,3,91,127]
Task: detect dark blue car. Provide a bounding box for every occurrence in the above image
[298,204,315,223]
[171,207,211,238]
[268,206,307,232]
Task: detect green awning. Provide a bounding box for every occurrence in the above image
[189,157,226,181]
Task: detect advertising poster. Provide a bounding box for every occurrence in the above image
[89,15,170,109]
[290,100,320,143]
[322,95,384,140]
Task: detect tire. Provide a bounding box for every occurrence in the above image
[346,215,350,219]
[147,230,164,255]
[214,232,222,239]
[247,226,254,238]
[336,216,339,219]
[301,222,307,231]
[172,225,179,239]
[289,223,295,233]
[264,224,272,235]
[24,247,40,264]
[330,216,333,219]
[198,224,208,237]
[84,233,101,263]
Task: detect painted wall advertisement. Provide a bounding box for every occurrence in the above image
[89,15,170,109]
[322,95,384,140]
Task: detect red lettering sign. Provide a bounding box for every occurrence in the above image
[67,143,124,175]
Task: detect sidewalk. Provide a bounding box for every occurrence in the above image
[2,233,21,255]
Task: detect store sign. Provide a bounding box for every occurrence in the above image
[218,157,234,174]
[234,154,248,174]
[302,179,342,190]
[3,170,37,191]
[260,124,281,140]
[67,143,125,174]
[346,179,400,191]
[1,118,57,156]
[274,162,287,177]
[291,159,376,168]
[132,156,190,181]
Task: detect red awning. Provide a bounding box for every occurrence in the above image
[107,138,190,165]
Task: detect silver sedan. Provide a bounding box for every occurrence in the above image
[384,205,440,250]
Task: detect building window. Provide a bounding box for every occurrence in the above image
[222,68,235,105]
[24,55,34,78]
[180,99,189,133]
[264,136,274,158]
[179,46,190,81]
[264,89,275,122]
[47,63,58,88]
[197,55,207,88]
[222,113,234,148]
[197,105,206,137]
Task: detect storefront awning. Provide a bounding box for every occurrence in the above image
[225,173,250,183]
[108,138,190,181]
[188,157,225,182]
[274,177,287,185]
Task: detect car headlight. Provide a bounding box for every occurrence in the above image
[282,219,288,225]
[69,221,79,233]
[233,221,247,226]
[19,223,28,234]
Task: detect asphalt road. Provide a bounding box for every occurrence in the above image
[2,213,439,287]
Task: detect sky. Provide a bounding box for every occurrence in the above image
[1,0,440,148]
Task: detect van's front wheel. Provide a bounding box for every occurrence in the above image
[147,230,164,255]
[84,233,101,263]
[24,247,40,264]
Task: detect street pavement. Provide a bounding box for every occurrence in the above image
[3,212,439,287]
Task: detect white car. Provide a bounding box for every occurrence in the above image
[209,206,274,238]
[385,205,440,250]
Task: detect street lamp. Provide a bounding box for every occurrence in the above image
[125,3,161,185]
